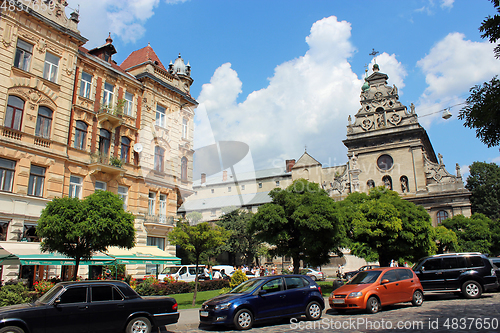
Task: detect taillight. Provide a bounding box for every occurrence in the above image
[172,302,178,311]
[318,286,322,295]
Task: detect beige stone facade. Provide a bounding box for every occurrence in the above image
[0,1,196,281]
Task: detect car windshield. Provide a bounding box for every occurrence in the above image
[229,279,263,294]
[412,258,426,271]
[161,266,182,274]
[36,285,63,304]
[348,271,381,284]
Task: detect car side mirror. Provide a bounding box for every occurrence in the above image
[258,289,267,296]
[381,279,390,285]
[53,298,61,306]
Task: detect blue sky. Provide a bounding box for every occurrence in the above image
[67,0,500,179]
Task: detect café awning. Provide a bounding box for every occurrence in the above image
[0,242,115,266]
[105,246,181,265]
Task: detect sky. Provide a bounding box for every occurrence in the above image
[66,0,500,180]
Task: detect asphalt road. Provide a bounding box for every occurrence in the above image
[166,291,500,333]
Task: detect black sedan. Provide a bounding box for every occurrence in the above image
[343,265,380,280]
[0,280,179,333]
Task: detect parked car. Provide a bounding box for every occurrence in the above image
[329,267,423,314]
[200,275,324,330]
[0,280,179,333]
[198,268,231,281]
[343,264,380,280]
[212,265,235,275]
[303,268,326,281]
[489,257,500,289]
[413,252,499,298]
[158,264,205,282]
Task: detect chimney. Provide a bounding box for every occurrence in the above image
[222,170,227,181]
[286,159,296,172]
[201,173,206,184]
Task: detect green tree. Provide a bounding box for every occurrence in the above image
[186,211,203,224]
[216,209,263,266]
[434,225,458,254]
[37,191,136,280]
[466,161,500,220]
[249,179,347,274]
[458,1,500,146]
[442,213,493,254]
[343,187,436,266]
[168,222,230,306]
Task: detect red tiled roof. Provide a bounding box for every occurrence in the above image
[120,45,166,71]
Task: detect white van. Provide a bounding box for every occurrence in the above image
[158,265,205,282]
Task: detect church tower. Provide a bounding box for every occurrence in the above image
[343,64,471,226]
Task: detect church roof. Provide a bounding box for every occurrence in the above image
[292,152,322,169]
[120,44,166,71]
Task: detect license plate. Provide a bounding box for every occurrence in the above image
[333,299,345,304]
[200,311,209,317]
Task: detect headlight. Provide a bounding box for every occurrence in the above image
[348,292,363,298]
[214,302,231,311]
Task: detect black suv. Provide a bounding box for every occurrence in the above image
[413,253,499,298]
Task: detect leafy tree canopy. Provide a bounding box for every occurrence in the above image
[249,179,347,273]
[459,1,500,146]
[343,187,436,266]
[216,209,263,266]
[434,225,458,254]
[466,161,500,220]
[441,213,493,254]
[168,221,230,306]
[186,211,203,224]
[37,191,136,280]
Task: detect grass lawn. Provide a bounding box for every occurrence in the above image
[174,289,221,309]
[172,280,340,309]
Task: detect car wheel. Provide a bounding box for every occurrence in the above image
[0,327,25,333]
[126,316,151,333]
[411,290,424,306]
[233,309,253,330]
[462,280,482,299]
[366,296,380,314]
[311,275,317,281]
[305,301,322,320]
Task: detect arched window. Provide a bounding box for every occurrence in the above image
[437,210,449,224]
[121,137,130,163]
[74,121,88,150]
[181,157,188,181]
[367,179,375,189]
[382,175,392,190]
[5,95,24,130]
[154,146,164,172]
[35,106,52,138]
[99,129,111,156]
[400,175,409,193]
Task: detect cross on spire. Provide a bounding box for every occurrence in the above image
[369,48,379,63]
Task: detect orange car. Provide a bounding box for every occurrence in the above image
[329,267,424,314]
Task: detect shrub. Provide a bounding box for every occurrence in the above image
[0,282,36,306]
[33,281,55,296]
[230,270,248,288]
[135,275,160,296]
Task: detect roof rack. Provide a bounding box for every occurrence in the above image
[432,252,482,257]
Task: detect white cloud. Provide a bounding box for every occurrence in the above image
[67,0,183,46]
[196,16,408,170]
[440,0,454,9]
[416,33,500,126]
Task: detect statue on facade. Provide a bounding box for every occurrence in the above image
[456,163,461,178]
[410,103,415,114]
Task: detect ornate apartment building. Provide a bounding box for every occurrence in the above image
[0,1,196,281]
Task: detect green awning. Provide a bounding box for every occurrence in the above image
[0,243,115,266]
[105,246,181,265]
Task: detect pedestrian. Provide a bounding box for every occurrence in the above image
[404,262,409,267]
[337,264,343,278]
[213,269,222,279]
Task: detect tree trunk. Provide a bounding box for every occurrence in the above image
[73,257,80,281]
[192,256,199,307]
[293,255,300,274]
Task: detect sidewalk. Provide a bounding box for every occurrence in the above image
[165,307,200,332]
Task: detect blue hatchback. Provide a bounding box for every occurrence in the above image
[199,274,324,330]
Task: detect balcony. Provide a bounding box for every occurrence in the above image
[144,215,175,226]
[88,154,124,177]
[96,104,123,129]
